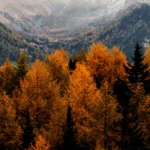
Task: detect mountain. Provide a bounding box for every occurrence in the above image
[96,3,150,59]
[0,0,126,40]
[53,2,150,60]
[0,22,47,65]
[0,1,150,63]
[124,0,150,8]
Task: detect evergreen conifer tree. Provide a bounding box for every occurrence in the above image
[125,43,150,93]
[113,79,144,150]
[62,105,78,150]
[15,50,28,88]
[21,110,35,150]
[69,59,77,71]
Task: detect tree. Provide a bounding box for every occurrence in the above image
[73,49,87,64]
[45,49,69,96]
[15,50,28,88]
[111,46,128,82]
[0,93,22,149]
[21,60,59,102]
[138,94,150,148]
[69,59,77,71]
[18,60,61,148]
[144,46,150,70]
[29,135,50,150]
[62,105,78,150]
[21,109,35,150]
[113,79,144,149]
[125,43,150,93]
[0,58,15,95]
[100,81,120,149]
[87,42,113,88]
[68,63,107,149]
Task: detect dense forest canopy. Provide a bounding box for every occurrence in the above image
[1,42,150,149]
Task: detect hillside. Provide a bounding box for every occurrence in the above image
[0,23,47,64]
[96,3,150,59]
[1,3,150,63]
[56,3,150,60]
[0,0,126,40]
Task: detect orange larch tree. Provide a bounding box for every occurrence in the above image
[87,42,113,88]
[110,46,128,82]
[29,134,50,150]
[0,93,22,149]
[15,60,63,149]
[0,58,15,95]
[45,49,70,96]
[68,63,103,149]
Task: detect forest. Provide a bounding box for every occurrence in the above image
[1,42,150,150]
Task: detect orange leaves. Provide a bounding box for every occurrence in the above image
[29,135,50,150]
[0,93,22,149]
[0,58,15,94]
[18,60,60,140]
[87,42,127,85]
[45,49,69,96]
[21,60,49,99]
[68,63,102,145]
[111,46,128,81]
[87,42,112,80]
[0,43,133,149]
[144,46,150,70]
[69,63,101,110]
[21,60,59,102]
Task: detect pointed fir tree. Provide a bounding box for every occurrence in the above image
[62,105,78,150]
[69,59,77,71]
[15,50,28,88]
[113,79,144,150]
[21,110,35,150]
[125,42,150,93]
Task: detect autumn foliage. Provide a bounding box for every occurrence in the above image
[0,42,150,149]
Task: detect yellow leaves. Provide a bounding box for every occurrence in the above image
[69,63,101,109]
[48,99,67,147]
[111,46,128,81]
[45,49,69,96]
[18,60,61,136]
[0,58,15,79]
[68,63,103,144]
[0,58,15,94]
[0,93,22,149]
[87,43,128,85]
[87,42,112,80]
[21,60,49,99]
[29,135,50,150]
[21,60,59,102]
[144,46,150,70]
[45,49,69,71]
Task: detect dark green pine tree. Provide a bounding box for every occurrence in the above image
[69,59,77,71]
[125,42,150,93]
[113,79,144,150]
[21,110,35,150]
[15,50,28,88]
[62,105,78,150]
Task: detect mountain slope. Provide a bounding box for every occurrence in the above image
[97,3,150,59]
[0,0,126,40]
[59,3,150,60]
[0,23,46,64]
